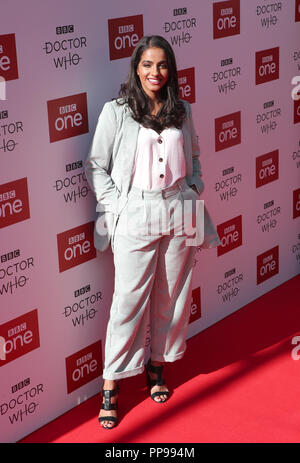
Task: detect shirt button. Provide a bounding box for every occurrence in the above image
[159,157,163,162]
[160,174,164,178]
[158,137,163,144]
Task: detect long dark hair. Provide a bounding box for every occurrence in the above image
[117,35,186,132]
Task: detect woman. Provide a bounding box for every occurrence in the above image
[85,35,220,429]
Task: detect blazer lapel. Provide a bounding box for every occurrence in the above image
[181,117,191,173]
[118,109,140,201]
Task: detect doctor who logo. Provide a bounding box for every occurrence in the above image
[47,92,89,143]
[108,15,144,60]
[0,33,19,81]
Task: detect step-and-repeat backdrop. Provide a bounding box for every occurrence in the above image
[0,0,299,442]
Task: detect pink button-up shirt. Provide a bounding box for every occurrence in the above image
[130,125,186,190]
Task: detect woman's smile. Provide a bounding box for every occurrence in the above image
[148,78,162,84]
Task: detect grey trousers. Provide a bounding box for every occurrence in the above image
[102,177,198,380]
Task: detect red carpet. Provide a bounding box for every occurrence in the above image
[20,275,300,443]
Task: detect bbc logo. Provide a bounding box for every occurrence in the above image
[56,25,74,35]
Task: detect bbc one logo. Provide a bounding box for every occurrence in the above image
[215,111,241,152]
[255,47,279,85]
[178,67,195,104]
[47,92,89,143]
[256,150,279,188]
[293,188,300,219]
[217,215,242,256]
[0,33,19,81]
[294,92,300,124]
[257,245,279,284]
[108,15,144,60]
[65,341,102,393]
[0,310,40,367]
[189,287,201,324]
[213,0,240,39]
[0,178,30,229]
[57,221,96,272]
[296,0,300,22]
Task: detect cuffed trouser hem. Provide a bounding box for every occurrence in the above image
[102,365,144,380]
[150,350,186,363]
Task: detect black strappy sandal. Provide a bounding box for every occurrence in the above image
[98,384,120,429]
[145,359,170,403]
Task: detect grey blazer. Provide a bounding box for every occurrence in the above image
[84,98,220,251]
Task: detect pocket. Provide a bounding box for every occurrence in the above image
[180,185,198,201]
[94,211,116,252]
[193,178,205,196]
[111,197,129,252]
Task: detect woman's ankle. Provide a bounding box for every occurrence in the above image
[103,379,117,390]
[150,359,163,367]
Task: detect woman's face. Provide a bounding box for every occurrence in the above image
[136,47,169,99]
